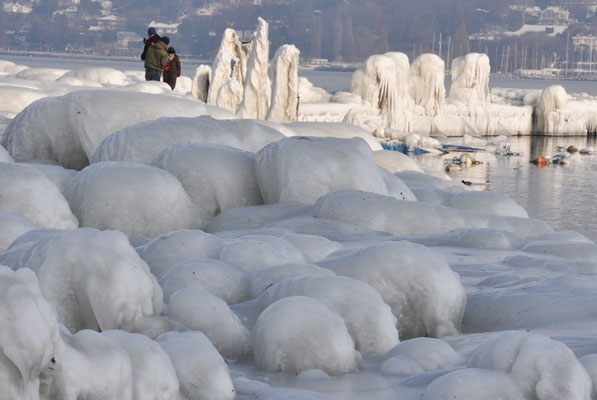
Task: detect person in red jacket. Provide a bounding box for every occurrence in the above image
[162,47,181,90]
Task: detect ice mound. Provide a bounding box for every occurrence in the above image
[0,162,78,229]
[255,137,415,205]
[93,115,284,165]
[249,263,336,297]
[0,267,60,400]
[281,234,342,263]
[102,330,179,400]
[65,162,195,237]
[381,338,464,376]
[167,288,251,359]
[464,273,597,332]
[63,67,128,86]
[397,170,461,191]
[0,60,28,75]
[313,190,551,240]
[421,368,527,400]
[219,235,306,272]
[1,228,163,332]
[253,296,360,374]
[0,212,37,252]
[157,259,249,303]
[207,203,312,233]
[2,90,230,169]
[47,329,134,400]
[414,228,525,250]
[15,67,68,81]
[412,186,529,218]
[157,331,236,400]
[466,331,591,400]
[522,241,597,262]
[449,53,490,105]
[55,75,104,87]
[319,241,465,338]
[299,77,331,103]
[23,163,77,194]
[152,144,263,228]
[0,86,46,113]
[373,149,424,173]
[410,54,445,117]
[139,230,225,276]
[0,143,12,162]
[252,274,399,355]
[284,122,383,150]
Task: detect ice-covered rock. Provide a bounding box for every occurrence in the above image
[298,77,331,103]
[101,330,179,400]
[167,288,250,359]
[63,67,128,86]
[139,230,225,276]
[319,241,465,339]
[207,28,246,106]
[255,137,415,205]
[373,150,424,173]
[157,258,249,303]
[281,234,342,263]
[249,263,336,297]
[15,67,68,81]
[1,228,163,333]
[2,90,231,169]
[251,275,399,355]
[284,121,383,150]
[0,163,78,229]
[65,162,194,237]
[93,115,283,164]
[157,331,236,400]
[0,267,60,400]
[152,143,263,228]
[380,338,464,376]
[0,86,46,114]
[253,296,360,374]
[0,212,37,252]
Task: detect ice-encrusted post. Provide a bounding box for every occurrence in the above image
[449,53,490,105]
[238,17,270,119]
[266,44,300,123]
[410,54,446,117]
[207,28,245,105]
[191,65,211,102]
[535,85,568,134]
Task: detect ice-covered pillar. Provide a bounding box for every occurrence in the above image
[266,44,300,123]
[192,65,211,102]
[535,85,568,134]
[207,29,243,105]
[449,53,490,105]
[385,51,413,131]
[409,53,446,117]
[237,17,270,119]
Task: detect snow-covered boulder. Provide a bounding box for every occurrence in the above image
[167,288,251,360]
[252,275,399,356]
[0,212,37,252]
[0,267,60,400]
[380,338,464,376]
[255,137,415,205]
[249,263,336,298]
[319,241,465,339]
[1,228,163,333]
[373,150,424,173]
[23,163,77,194]
[65,162,195,237]
[157,331,236,400]
[253,296,360,374]
[139,230,225,276]
[157,258,249,303]
[0,163,78,229]
[0,143,12,162]
[63,67,128,86]
[2,90,232,169]
[152,144,263,228]
[93,116,283,165]
[281,234,343,263]
[284,122,382,150]
[101,330,179,400]
[0,86,46,114]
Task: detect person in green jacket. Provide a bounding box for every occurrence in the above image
[144,36,170,81]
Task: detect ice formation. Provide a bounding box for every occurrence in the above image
[65,162,195,237]
[219,235,306,272]
[238,17,270,119]
[380,338,464,376]
[0,163,78,229]
[252,296,361,374]
[409,54,446,117]
[266,44,300,123]
[0,212,37,252]
[63,67,128,86]
[319,241,466,339]
[249,263,336,297]
[449,53,491,105]
[0,228,163,332]
[191,65,211,102]
[207,28,246,106]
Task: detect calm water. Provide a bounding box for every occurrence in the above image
[412,136,597,242]
[2,55,596,241]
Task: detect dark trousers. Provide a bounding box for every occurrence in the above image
[145,68,162,81]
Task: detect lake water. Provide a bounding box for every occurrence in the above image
[2,54,596,241]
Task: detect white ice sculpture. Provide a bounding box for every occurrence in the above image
[266,44,300,123]
[191,65,211,102]
[238,17,270,119]
[207,28,245,105]
[449,53,490,105]
[410,53,446,117]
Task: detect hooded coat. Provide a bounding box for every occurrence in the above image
[144,41,169,71]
